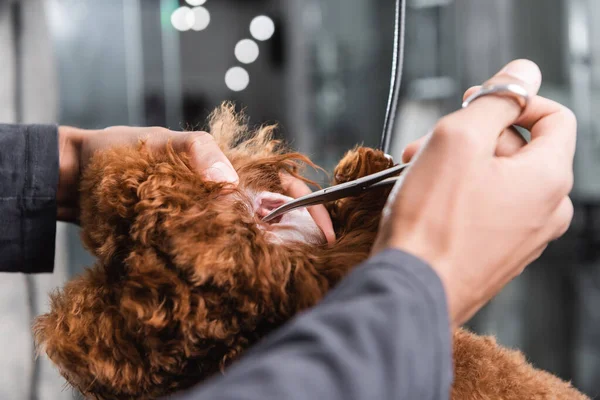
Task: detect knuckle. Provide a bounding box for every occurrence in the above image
[148,126,171,135]
[553,169,574,197]
[433,117,458,138]
[105,125,126,131]
[433,117,477,146]
[556,198,574,237]
[538,163,574,199]
[185,132,214,147]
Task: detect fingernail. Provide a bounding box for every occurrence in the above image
[500,59,541,85]
[204,161,238,183]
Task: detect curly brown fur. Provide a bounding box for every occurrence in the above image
[34,103,588,400]
[452,329,587,400]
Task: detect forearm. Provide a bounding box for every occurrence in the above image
[0,124,59,273]
[172,249,453,400]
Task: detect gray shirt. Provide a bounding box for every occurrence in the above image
[0,124,453,399]
[172,249,453,400]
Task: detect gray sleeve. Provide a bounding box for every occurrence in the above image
[171,249,453,400]
[0,124,58,274]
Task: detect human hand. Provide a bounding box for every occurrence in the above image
[57,126,335,242]
[372,59,576,328]
[401,88,528,162]
[57,126,239,222]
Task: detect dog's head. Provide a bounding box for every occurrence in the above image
[34,104,393,399]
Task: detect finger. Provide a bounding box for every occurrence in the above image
[441,59,542,154]
[508,96,576,201]
[401,135,428,163]
[495,126,527,157]
[281,175,336,244]
[405,66,533,163]
[512,95,577,166]
[283,178,336,244]
[464,59,542,131]
[401,124,526,163]
[174,132,239,184]
[308,205,336,245]
[462,86,481,102]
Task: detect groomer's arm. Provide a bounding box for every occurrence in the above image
[170,59,576,400]
[172,249,451,400]
[0,124,59,273]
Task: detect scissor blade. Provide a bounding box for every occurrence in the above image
[261,189,337,222]
[261,163,409,222]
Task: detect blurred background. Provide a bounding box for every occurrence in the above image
[0,0,599,398]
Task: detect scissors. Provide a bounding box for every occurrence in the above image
[261,78,530,223]
[261,161,409,222]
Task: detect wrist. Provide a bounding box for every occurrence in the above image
[57,126,85,222]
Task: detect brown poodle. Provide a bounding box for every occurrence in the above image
[34,104,588,399]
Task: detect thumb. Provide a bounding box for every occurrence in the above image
[173,132,239,184]
[401,135,429,163]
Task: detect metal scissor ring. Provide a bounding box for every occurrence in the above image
[462,83,529,113]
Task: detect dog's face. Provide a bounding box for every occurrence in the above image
[34,104,393,400]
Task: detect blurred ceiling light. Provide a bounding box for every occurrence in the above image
[235,39,260,64]
[225,67,250,92]
[186,0,207,5]
[171,6,194,31]
[191,6,211,31]
[249,15,275,41]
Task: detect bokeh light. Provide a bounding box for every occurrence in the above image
[225,67,250,92]
[171,6,210,32]
[191,6,210,31]
[170,6,194,31]
[234,39,260,64]
[249,15,275,41]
